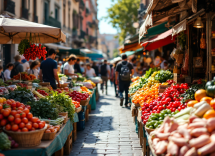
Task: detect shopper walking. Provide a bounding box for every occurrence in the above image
[63,55,79,78]
[85,64,96,77]
[39,49,61,89]
[100,60,110,95]
[115,54,134,107]
[10,55,24,78]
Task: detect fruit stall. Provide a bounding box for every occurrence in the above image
[128,67,215,155]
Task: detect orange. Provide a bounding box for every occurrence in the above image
[210,99,215,109]
[187,100,198,107]
[203,110,215,119]
[195,89,207,102]
[200,97,213,104]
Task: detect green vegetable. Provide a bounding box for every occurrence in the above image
[27,98,59,120]
[0,132,11,150]
[76,73,86,82]
[154,70,173,83]
[47,92,75,122]
[173,107,193,119]
[205,80,215,98]
[32,79,40,83]
[18,39,30,55]
[40,117,64,126]
[4,87,34,104]
[175,114,190,123]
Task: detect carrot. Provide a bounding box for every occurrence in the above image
[177,128,191,140]
[189,135,211,148]
[197,141,215,156]
[188,122,206,129]
[167,141,179,156]
[179,145,189,156]
[207,118,215,132]
[169,136,188,146]
[184,147,197,156]
[156,140,168,155]
[152,132,170,140]
[190,128,209,137]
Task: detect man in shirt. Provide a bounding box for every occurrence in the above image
[74,58,82,74]
[100,59,110,95]
[10,55,24,78]
[39,49,60,89]
[63,55,79,77]
[115,54,134,107]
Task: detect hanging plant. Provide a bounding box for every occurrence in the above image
[178,31,186,50]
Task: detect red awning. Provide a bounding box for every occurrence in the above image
[141,29,176,51]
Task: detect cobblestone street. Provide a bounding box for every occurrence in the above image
[69,84,142,156]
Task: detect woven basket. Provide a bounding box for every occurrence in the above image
[3,124,47,147]
[80,97,90,106]
[145,126,155,134]
[59,112,68,124]
[42,129,57,140]
[75,105,82,113]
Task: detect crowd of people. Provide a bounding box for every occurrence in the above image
[0,48,171,107]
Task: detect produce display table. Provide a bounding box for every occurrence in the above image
[1,120,73,156]
[89,88,96,110]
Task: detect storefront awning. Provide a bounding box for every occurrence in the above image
[139,13,153,41]
[44,43,72,50]
[59,49,86,56]
[135,48,144,53]
[121,51,135,56]
[141,29,176,51]
[86,53,104,61]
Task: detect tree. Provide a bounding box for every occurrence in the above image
[104,0,140,43]
[113,49,119,58]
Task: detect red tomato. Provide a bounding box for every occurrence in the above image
[22,117,28,124]
[26,105,31,110]
[27,113,33,119]
[18,107,23,111]
[19,122,25,129]
[10,110,17,116]
[31,127,36,131]
[10,102,16,108]
[26,123,32,130]
[2,109,10,117]
[17,129,21,132]
[0,104,2,110]
[16,102,21,107]
[22,127,28,132]
[33,123,39,129]
[0,114,3,120]
[14,113,20,118]
[20,104,25,109]
[6,100,12,105]
[8,115,14,122]
[17,110,22,114]
[38,122,44,129]
[11,124,19,131]
[23,108,29,114]
[31,117,38,123]
[40,121,45,127]
[1,119,7,126]
[20,112,26,118]
[5,124,11,131]
[37,119,41,123]
[14,118,21,124]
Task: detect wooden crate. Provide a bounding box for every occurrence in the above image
[73,122,77,142]
[55,147,64,156]
[64,131,73,155]
[85,108,89,122]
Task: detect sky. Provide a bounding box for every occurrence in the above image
[97,0,118,35]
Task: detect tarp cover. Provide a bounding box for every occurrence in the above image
[0,15,66,44]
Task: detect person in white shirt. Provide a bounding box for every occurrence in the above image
[27,61,40,79]
[4,63,14,81]
[21,59,30,72]
[63,54,79,77]
[85,64,96,78]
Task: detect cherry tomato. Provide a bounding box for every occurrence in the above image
[19,122,25,129]
[6,100,12,105]
[33,123,39,129]
[8,115,14,122]
[20,112,26,118]
[5,124,11,131]
[10,102,16,108]
[17,110,22,114]
[38,122,44,129]
[22,127,28,132]
[31,117,38,123]
[0,114,3,120]
[14,118,21,124]
[16,102,21,107]
[1,119,7,126]
[18,107,23,111]
[2,109,10,117]
[26,105,31,110]
[26,123,32,130]
[17,129,21,132]
[23,108,29,114]
[10,110,17,116]
[0,104,2,110]
[15,113,20,118]
[22,117,28,124]
[27,113,33,119]
[11,124,19,131]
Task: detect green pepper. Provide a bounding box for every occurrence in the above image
[205,80,215,98]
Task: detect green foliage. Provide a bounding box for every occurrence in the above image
[18,39,30,55]
[27,98,59,120]
[113,49,119,58]
[47,92,75,122]
[4,87,34,104]
[154,70,173,83]
[103,0,140,43]
[0,132,11,150]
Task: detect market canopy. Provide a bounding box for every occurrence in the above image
[121,51,135,56]
[86,53,104,61]
[59,49,86,56]
[141,29,176,51]
[44,43,71,50]
[0,15,66,44]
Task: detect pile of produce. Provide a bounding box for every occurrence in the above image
[0,132,19,150]
[44,124,60,133]
[16,83,28,89]
[150,116,215,156]
[4,87,35,104]
[0,99,45,132]
[77,73,86,82]
[72,100,81,108]
[81,86,92,95]
[27,98,59,120]
[154,70,173,83]
[67,90,89,102]
[47,92,75,121]
[37,89,49,96]
[12,72,36,81]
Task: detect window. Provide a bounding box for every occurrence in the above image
[44,1,49,24]
[55,7,58,20]
[33,0,36,16]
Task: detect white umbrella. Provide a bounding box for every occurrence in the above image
[0,15,66,44]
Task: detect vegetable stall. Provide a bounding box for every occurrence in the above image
[129,68,215,156]
[0,15,98,156]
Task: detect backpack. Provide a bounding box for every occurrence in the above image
[100,64,107,76]
[120,62,130,81]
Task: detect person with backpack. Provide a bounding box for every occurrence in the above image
[10,55,24,78]
[115,54,134,107]
[100,59,110,95]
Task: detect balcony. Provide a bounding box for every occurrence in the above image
[4,0,15,15]
[79,30,86,39]
[34,15,38,23]
[44,16,61,28]
[21,8,29,20]
[86,8,90,15]
[79,0,85,10]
